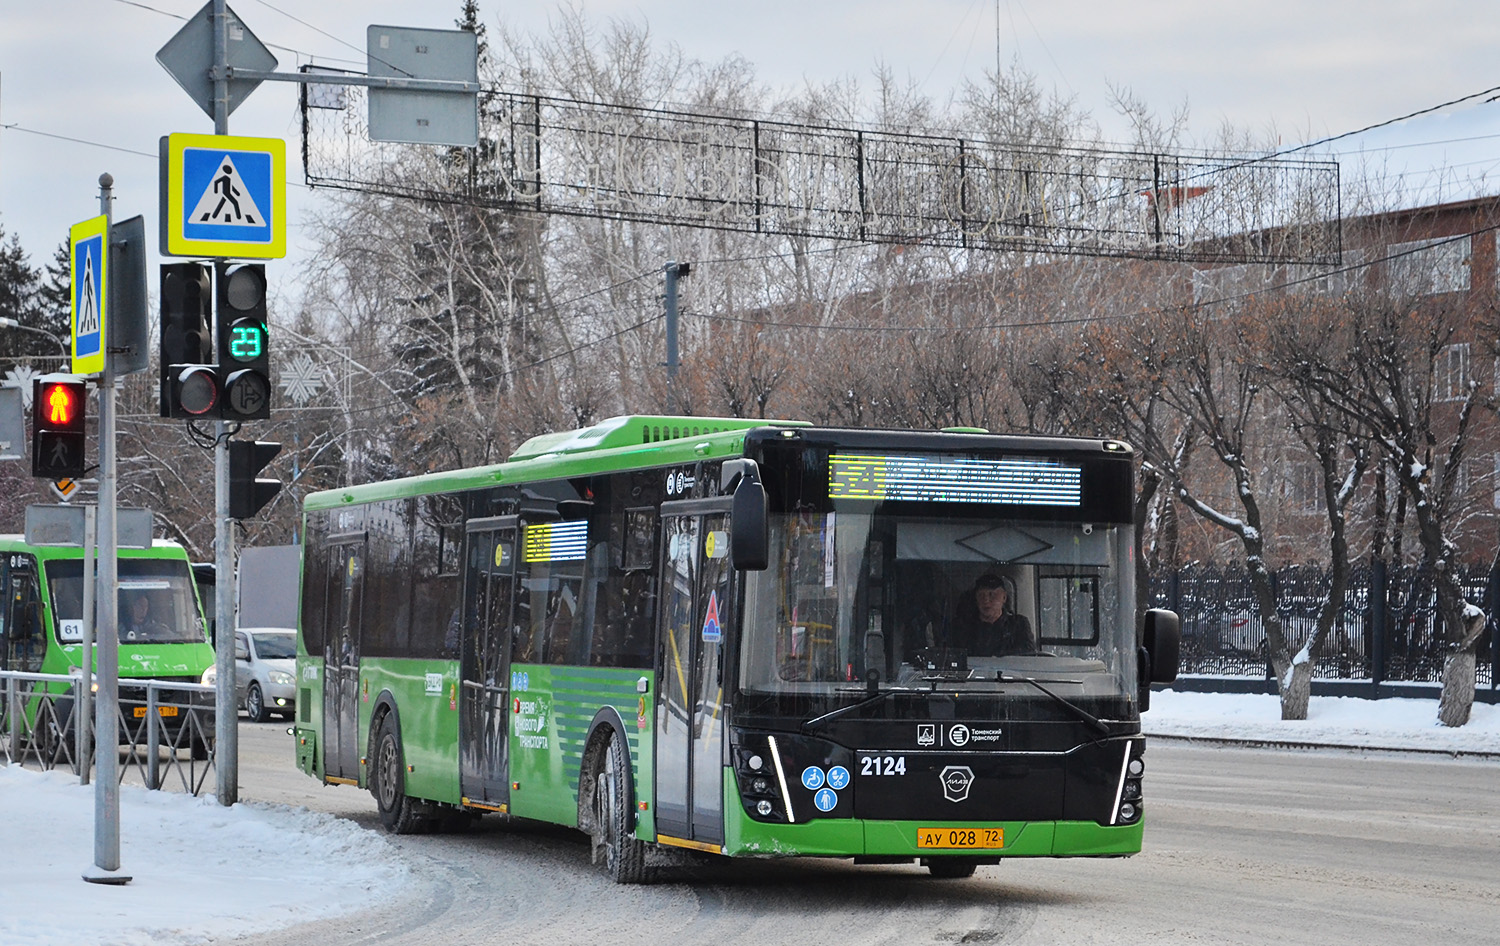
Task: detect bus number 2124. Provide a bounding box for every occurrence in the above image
[859,755,906,776]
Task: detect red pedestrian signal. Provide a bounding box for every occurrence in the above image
[43,383,81,427]
[32,376,88,479]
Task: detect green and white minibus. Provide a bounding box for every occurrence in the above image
[294,416,1179,881]
[0,536,215,760]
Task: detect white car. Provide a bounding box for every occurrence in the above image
[235,627,297,722]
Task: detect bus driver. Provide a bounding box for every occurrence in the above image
[121,592,169,640]
[952,569,1035,657]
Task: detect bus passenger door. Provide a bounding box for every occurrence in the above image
[655,501,732,846]
[459,519,516,807]
[321,538,365,782]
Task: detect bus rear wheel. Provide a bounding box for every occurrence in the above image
[592,734,650,884]
[371,712,425,835]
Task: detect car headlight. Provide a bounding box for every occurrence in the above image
[200,666,217,686]
[269,670,295,686]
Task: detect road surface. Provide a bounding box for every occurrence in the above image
[233,722,1500,945]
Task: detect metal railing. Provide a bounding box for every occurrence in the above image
[1149,561,1498,695]
[1,670,217,795]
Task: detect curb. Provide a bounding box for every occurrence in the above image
[1145,732,1500,761]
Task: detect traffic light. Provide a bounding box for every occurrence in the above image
[32,376,88,479]
[216,263,271,421]
[159,262,219,418]
[229,440,281,519]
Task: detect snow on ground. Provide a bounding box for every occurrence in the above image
[1,690,1497,946]
[0,767,407,946]
[1145,688,1500,754]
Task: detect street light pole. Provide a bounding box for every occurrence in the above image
[0,317,69,356]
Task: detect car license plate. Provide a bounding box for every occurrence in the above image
[917,827,1004,849]
[132,706,179,718]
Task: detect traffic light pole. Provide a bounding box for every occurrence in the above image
[84,173,129,885]
[211,0,239,807]
[213,266,237,807]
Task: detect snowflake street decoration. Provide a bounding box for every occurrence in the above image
[279,353,325,406]
[4,364,42,408]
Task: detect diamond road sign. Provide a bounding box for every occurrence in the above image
[155,1,277,120]
[160,133,286,258]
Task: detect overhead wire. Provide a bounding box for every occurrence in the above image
[106,0,365,66]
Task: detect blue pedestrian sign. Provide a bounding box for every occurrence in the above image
[160,133,286,258]
[69,215,108,376]
[814,787,838,812]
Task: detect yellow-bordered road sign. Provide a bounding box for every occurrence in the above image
[70,214,109,376]
[160,133,286,259]
[51,477,80,502]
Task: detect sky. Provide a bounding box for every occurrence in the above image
[5,0,1500,318]
[3,690,1497,945]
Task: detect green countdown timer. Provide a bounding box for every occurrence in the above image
[228,318,266,363]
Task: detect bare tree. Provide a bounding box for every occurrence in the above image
[1288,281,1492,726]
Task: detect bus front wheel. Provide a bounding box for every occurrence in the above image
[924,857,980,879]
[371,712,425,835]
[592,734,650,884]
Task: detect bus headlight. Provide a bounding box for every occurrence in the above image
[201,666,217,686]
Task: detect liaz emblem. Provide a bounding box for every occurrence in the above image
[940,765,975,803]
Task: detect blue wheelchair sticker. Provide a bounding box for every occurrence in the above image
[800,766,825,790]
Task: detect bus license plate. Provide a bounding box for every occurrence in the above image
[132,706,179,718]
[917,827,1003,850]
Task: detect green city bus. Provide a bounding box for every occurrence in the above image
[293,416,1179,881]
[0,536,216,760]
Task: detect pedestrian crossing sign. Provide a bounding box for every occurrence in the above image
[69,214,108,376]
[160,132,285,258]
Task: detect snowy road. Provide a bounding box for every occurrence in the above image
[231,722,1500,946]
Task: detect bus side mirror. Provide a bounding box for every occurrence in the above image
[1143,609,1181,684]
[723,459,769,571]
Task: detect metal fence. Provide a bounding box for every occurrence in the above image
[1,671,217,795]
[1149,561,1498,691]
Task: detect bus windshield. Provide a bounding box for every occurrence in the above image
[45,558,206,646]
[739,511,1136,701]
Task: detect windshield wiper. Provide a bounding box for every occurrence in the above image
[800,689,897,732]
[802,670,903,731]
[999,674,1112,736]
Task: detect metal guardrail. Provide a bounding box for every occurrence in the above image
[1,670,217,796]
[1151,561,1498,690]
